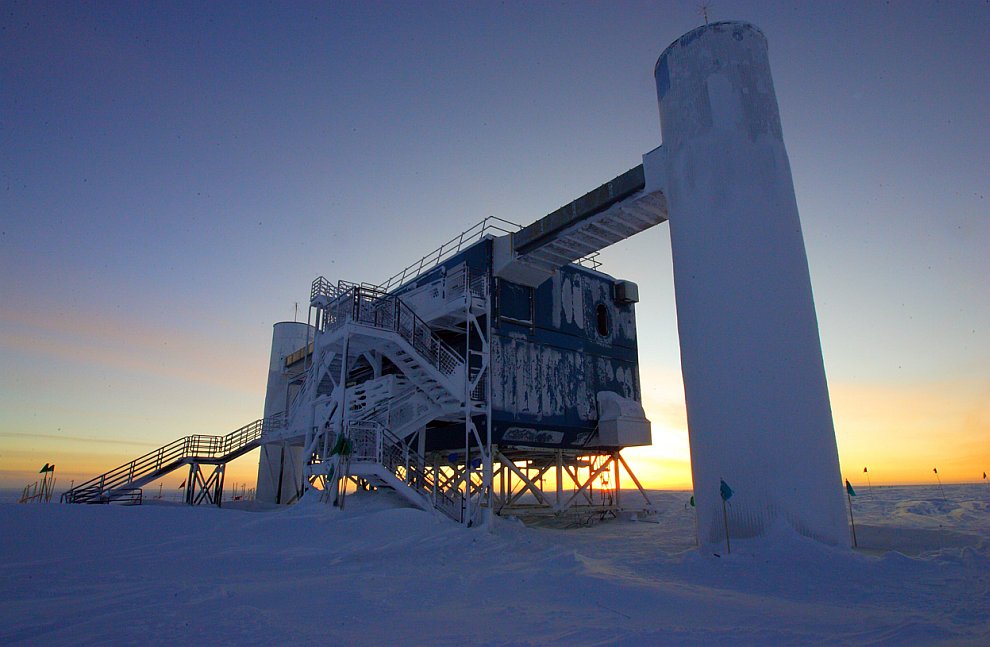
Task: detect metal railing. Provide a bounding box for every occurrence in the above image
[310,275,338,304]
[312,214,602,314]
[469,270,488,299]
[373,215,602,294]
[348,420,464,522]
[376,216,518,293]
[103,488,143,505]
[469,367,487,403]
[62,417,276,504]
[321,286,464,379]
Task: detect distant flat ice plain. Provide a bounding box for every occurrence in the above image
[2,484,988,645]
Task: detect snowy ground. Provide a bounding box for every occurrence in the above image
[1,485,988,646]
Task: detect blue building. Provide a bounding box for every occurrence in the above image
[256,203,659,525]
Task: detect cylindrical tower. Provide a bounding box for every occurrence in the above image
[656,22,847,546]
[256,321,313,504]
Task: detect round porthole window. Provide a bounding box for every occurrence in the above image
[595,303,610,337]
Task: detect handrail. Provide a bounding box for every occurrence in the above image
[354,214,601,295]
[62,417,274,504]
[313,214,601,319]
[347,420,463,522]
[376,216,519,293]
[310,275,349,305]
[323,287,464,380]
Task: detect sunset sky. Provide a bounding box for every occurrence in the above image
[2,1,987,492]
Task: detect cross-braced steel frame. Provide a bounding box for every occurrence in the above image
[184,462,226,506]
[492,448,655,523]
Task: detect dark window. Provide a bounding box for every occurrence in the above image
[497,279,534,325]
[596,303,610,337]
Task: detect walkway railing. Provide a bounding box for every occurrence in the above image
[370,215,602,294]
[62,417,278,504]
[348,420,464,522]
[376,216,517,292]
[319,285,464,379]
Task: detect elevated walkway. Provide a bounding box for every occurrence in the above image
[494,165,668,287]
[62,418,274,505]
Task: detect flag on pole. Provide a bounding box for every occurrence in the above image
[719,478,733,501]
[179,479,186,489]
[983,472,987,480]
[718,479,733,554]
[933,467,938,474]
[845,478,858,547]
[689,495,695,507]
[40,463,50,473]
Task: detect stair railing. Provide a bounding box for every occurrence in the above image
[316,283,463,381]
[350,287,463,378]
[346,420,463,522]
[62,417,271,503]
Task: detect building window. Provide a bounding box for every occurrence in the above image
[596,303,610,337]
[497,279,534,326]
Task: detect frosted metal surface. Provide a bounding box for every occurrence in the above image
[656,22,848,546]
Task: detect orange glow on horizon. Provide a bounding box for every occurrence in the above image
[2,375,985,492]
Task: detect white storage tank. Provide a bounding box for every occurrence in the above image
[256,321,313,504]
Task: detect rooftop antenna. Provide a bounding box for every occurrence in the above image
[698,3,712,25]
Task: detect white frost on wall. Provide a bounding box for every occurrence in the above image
[493,338,593,422]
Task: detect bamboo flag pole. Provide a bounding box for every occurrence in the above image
[845,479,858,547]
[719,478,733,555]
[933,467,947,501]
[863,466,872,493]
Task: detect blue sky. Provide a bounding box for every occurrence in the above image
[1,1,987,487]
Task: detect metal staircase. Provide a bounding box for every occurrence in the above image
[302,378,460,511]
[329,420,464,522]
[62,418,273,505]
[279,278,481,520]
[298,281,466,420]
[324,284,463,388]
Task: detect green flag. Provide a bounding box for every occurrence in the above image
[719,478,733,501]
[40,463,50,473]
[845,479,856,496]
[689,495,695,507]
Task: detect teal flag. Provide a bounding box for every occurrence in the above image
[845,479,856,496]
[40,463,49,473]
[689,495,695,507]
[719,478,733,501]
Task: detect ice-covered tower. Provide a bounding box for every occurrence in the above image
[650,22,847,546]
